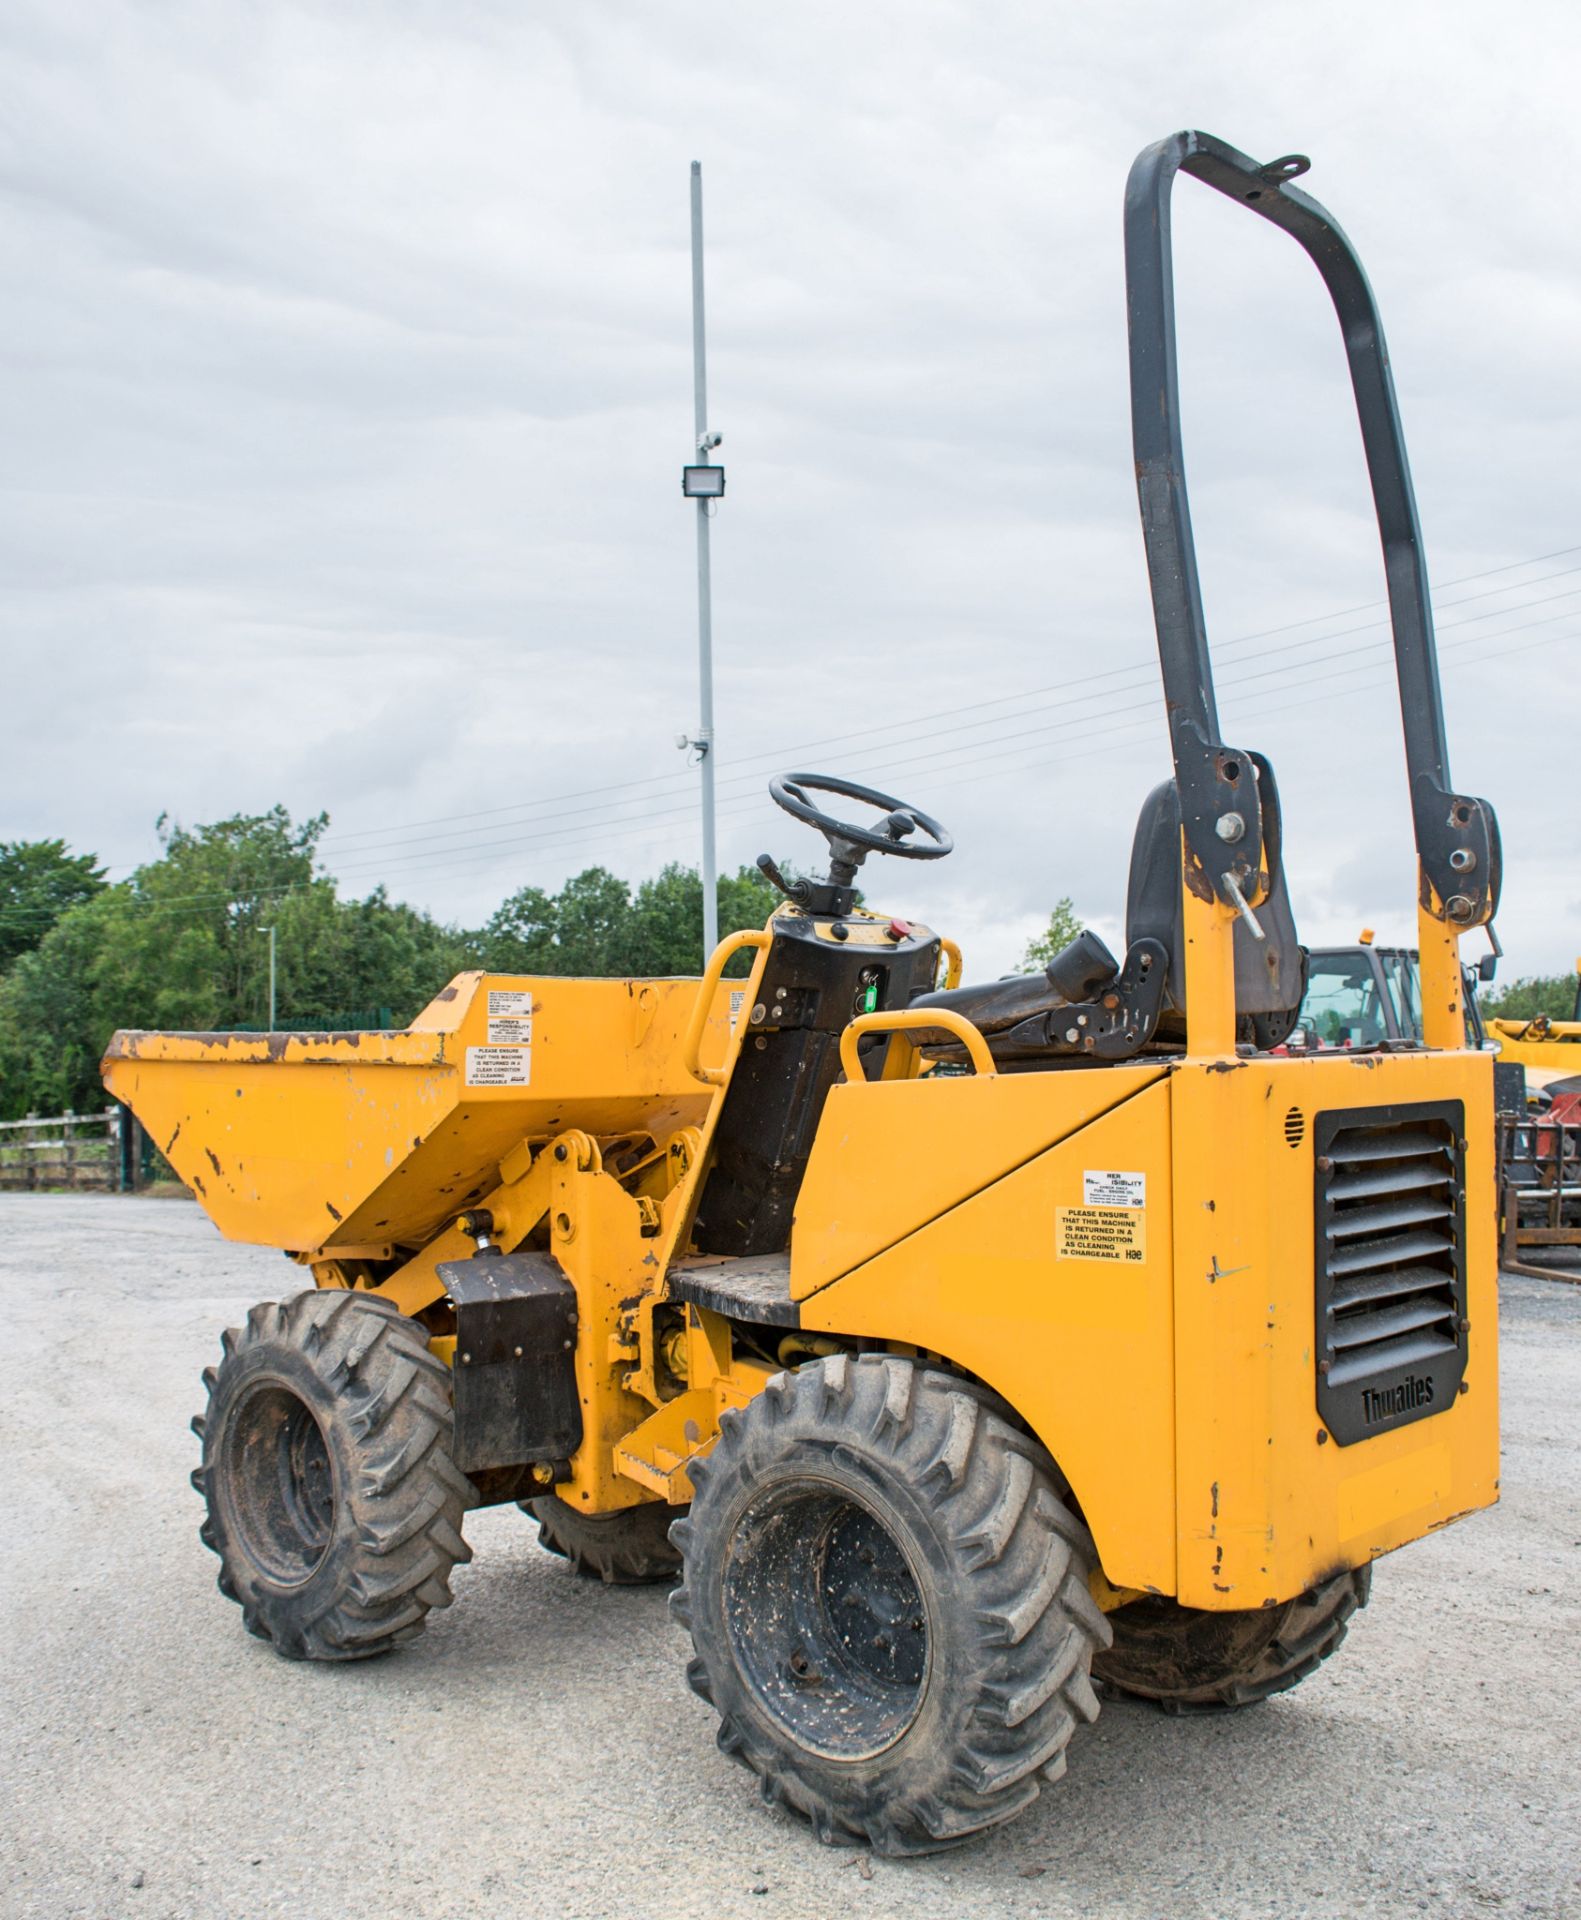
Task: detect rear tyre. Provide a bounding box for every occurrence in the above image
[192,1290,475,1661]
[526,1494,683,1584]
[671,1356,1111,1856]
[1094,1565,1370,1712]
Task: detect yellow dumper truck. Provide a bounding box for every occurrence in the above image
[104,130,1502,1855]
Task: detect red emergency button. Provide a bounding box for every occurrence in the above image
[886,918,911,942]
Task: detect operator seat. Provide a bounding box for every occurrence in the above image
[1124,755,1305,1044]
[911,755,1306,1057]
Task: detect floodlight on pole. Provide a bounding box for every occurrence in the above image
[678,159,722,964]
[258,925,277,1031]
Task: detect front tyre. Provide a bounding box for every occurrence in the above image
[671,1356,1111,1856]
[192,1290,475,1660]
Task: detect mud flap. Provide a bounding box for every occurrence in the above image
[437,1250,583,1474]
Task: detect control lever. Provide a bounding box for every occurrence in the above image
[756,852,810,907]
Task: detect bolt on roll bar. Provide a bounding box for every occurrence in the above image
[1124,129,1500,934]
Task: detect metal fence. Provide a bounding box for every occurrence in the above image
[1498,1111,1581,1282]
[0,1106,161,1193]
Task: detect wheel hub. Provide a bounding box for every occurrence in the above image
[821,1505,927,1691]
[721,1478,930,1761]
[220,1382,335,1586]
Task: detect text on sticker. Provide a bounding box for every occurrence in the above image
[1057,1206,1146,1263]
[1082,1169,1145,1208]
[465,1045,531,1088]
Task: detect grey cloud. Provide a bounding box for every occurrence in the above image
[1,0,1577,980]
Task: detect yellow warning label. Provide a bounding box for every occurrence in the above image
[1056,1206,1146,1263]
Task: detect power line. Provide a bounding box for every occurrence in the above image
[20,544,1578,924]
[308,595,1581,886]
[0,872,330,929]
[10,593,1574,933]
[309,544,1581,855]
[8,602,1569,940]
[915,619,1581,811]
[299,561,1581,875]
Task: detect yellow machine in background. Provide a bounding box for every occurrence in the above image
[104,131,1503,1855]
[1487,963,1581,1092]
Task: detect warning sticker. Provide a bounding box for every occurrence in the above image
[729,989,746,1035]
[487,1015,534,1045]
[1083,1169,1146,1208]
[487,989,534,1019]
[465,1045,531,1088]
[1057,1206,1147,1263]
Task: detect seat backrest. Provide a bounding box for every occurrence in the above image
[1125,755,1305,1030]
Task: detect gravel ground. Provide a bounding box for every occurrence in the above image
[2,1194,1578,1920]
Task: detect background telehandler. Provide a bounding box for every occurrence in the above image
[1293,936,1490,1052]
[1485,961,1581,1095]
[103,129,1502,1856]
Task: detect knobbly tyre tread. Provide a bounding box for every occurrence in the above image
[525,1494,684,1584]
[669,1355,1112,1857]
[1094,1564,1371,1713]
[192,1289,475,1661]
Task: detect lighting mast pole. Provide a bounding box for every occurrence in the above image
[681,159,724,963]
[259,925,277,1031]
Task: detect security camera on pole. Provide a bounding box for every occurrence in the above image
[679,159,724,963]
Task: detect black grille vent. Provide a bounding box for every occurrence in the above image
[1313,1100,1466,1446]
[1284,1106,1305,1148]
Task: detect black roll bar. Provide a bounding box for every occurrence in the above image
[1124,129,1499,929]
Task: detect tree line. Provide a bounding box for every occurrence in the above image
[2,808,1573,1123]
[0,808,781,1120]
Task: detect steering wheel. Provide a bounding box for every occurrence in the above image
[769,772,953,863]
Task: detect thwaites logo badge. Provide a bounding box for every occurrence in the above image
[1361,1376,1435,1425]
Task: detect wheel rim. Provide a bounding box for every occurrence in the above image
[721,1476,930,1761]
[220,1382,336,1586]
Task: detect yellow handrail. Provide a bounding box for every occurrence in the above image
[938,937,964,989]
[683,929,773,1086]
[838,1008,995,1083]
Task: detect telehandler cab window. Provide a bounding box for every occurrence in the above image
[1302,960,1390,1047]
[1382,949,1423,1039]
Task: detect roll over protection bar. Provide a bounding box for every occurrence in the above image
[1124,129,1500,930]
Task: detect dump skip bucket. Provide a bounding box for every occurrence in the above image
[102,970,739,1252]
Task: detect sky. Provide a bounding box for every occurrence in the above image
[2,0,1578,983]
